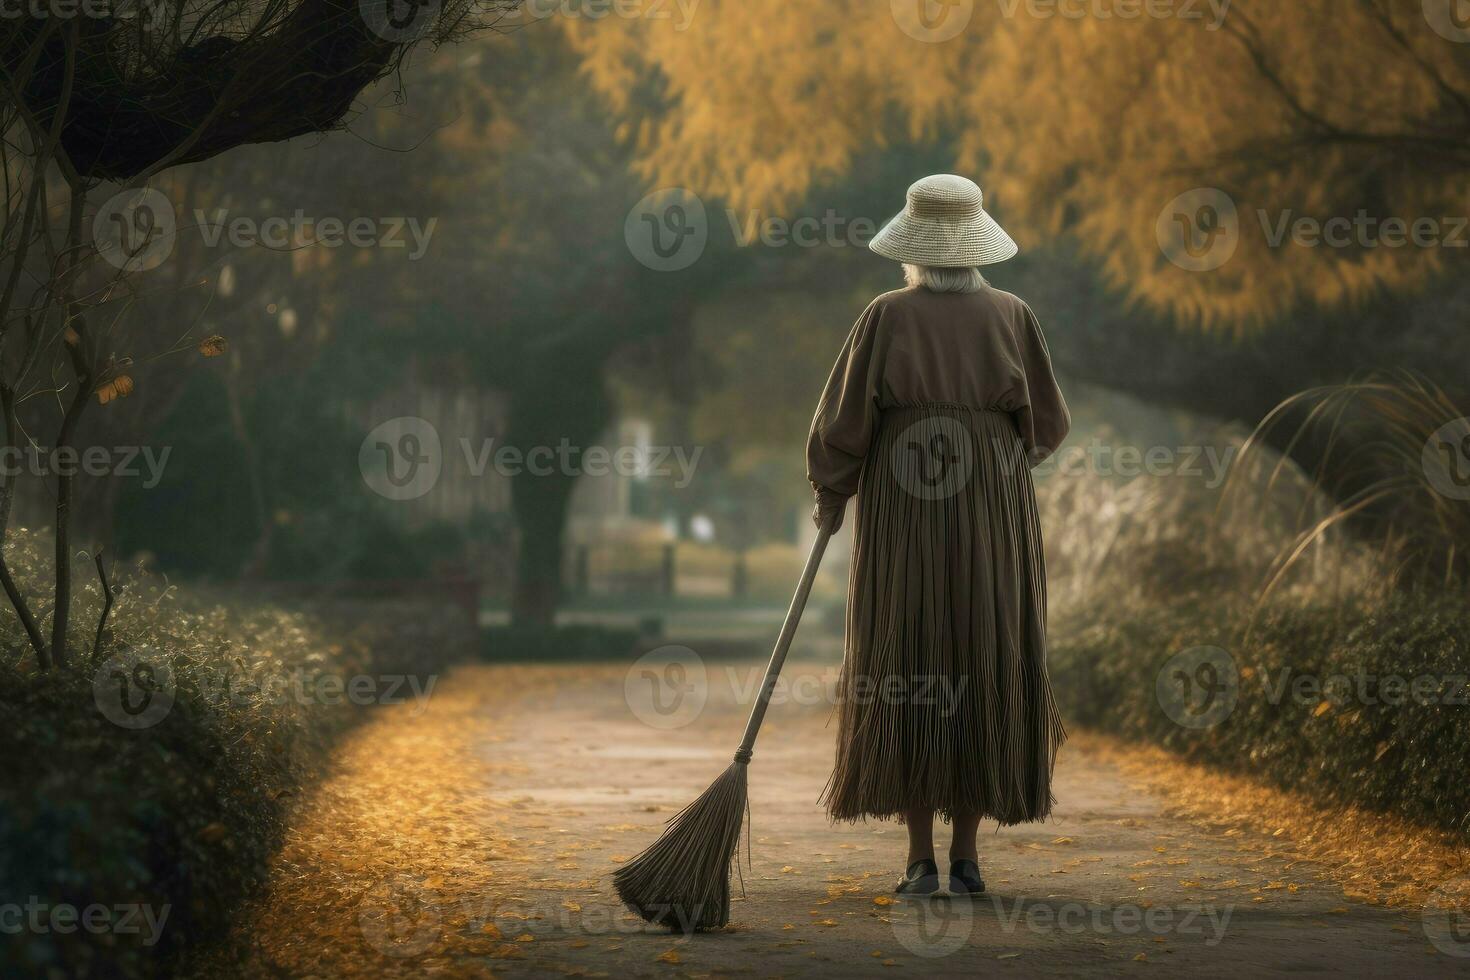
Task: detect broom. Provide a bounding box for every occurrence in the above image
[612,515,838,933]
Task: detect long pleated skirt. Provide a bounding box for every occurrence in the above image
[821,404,1066,825]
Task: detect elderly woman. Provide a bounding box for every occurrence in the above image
[807,174,1070,896]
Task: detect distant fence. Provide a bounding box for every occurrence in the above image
[566,541,749,599]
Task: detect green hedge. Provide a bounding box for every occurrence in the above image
[1050,591,1470,836]
[481,624,640,661]
[0,544,471,978]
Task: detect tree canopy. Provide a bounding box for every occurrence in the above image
[565,0,1469,326]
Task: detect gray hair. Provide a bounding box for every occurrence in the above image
[903,263,988,293]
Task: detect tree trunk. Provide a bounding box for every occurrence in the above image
[0,389,49,668]
[509,472,576,629]
[505,364,610,629]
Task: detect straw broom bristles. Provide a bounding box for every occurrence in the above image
[612,754,750,932]
[612,518,835,933]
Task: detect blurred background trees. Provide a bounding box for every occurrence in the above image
[563,0,1470,559]
[12,0,1463,630]
[0,0,517,665]
[565,0,1468,323]
[9,6,1470,974]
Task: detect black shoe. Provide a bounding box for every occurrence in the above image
[894,859,940,896]
[948,859,985,895]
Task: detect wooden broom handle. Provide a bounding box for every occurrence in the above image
[733,512,838,762]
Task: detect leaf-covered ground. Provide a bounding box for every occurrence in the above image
[209,661,1470,978]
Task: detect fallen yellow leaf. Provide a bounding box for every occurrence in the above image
[96,375,134,405]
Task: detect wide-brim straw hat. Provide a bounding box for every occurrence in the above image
[869,174,1018,267]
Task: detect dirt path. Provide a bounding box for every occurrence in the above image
[223,660,1462,978]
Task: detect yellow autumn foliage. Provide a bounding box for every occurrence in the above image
[562,0,1467,327]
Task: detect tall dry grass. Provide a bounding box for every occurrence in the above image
[1040,375,1469,617]
[1037,426,1385,619]
[1231,373,1470,597]
[1039,380,1470,835]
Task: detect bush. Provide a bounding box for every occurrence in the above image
[1040,398,1470,836]
[1050,590,1470,836]
[0,531,469,978]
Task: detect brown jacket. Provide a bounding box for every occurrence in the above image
[807,285,1070,508]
